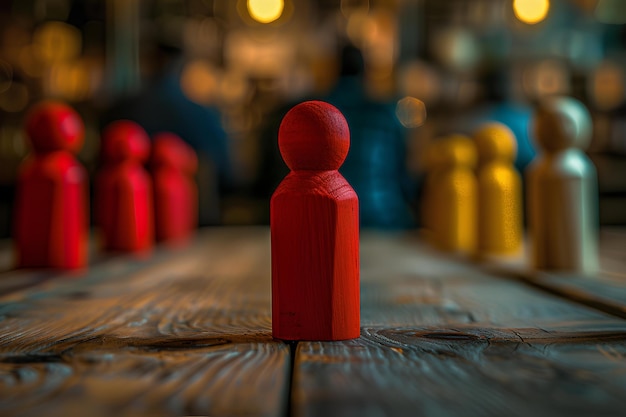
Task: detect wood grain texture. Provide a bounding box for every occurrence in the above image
[293,231,626,417]
[506,228,626,319]
[294,326,626,417]
[0,236,113,297]
[0,228,289,417]
[3,227,626,417]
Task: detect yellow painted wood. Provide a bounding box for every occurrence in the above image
[474,123,523,256]
[429,135,477,254]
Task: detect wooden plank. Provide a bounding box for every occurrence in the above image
[0,227,289,417]
[293,232,626,417]
[489,228,626,319]
[295,326,626,417]
[0,236,104,296]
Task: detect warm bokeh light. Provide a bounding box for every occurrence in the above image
[522,59,569,98]
[225,31,293,78]
[431,27,479,72]
[513,0,549,24]
[219,70,251,105]
[180,60,219,105]
[47,60,92,101]
[590,60,625,111]
[247,0,284,23]
[398,61,441,105]
[18,45,45,78]
[33,21,81,63]
[395,97,427,128]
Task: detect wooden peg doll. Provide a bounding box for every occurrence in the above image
[474,122,523,257]
[96,120,154,253]
[271,101,360,341]
[526,96,598,274]
[15,101,88,269]
[151,132,198,244]
[430,135,478,255]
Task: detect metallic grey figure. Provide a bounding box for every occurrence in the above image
[526,96,599,274]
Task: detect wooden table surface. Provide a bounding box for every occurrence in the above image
[1,227,626,417]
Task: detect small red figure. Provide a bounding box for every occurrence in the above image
[96,120,154,253]
[14,101,88,269]
[151,132,198,244]
[271,100,360,341]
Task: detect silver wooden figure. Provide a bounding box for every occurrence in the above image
[526,96,599,274]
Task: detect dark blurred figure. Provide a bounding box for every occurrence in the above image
[458,68,536,173]
[257,44,416,229]
[104,45,234,226]
[327,45,416,229]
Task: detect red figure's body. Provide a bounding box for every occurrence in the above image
[15,101,88,269]
[271,100,360,341]
[96,121,153,253]
[151,132,198,244]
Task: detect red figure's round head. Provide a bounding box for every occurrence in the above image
[101,120,150,164]
[25,101,84,154]
[278,101,350,171]
[152,132,197,173]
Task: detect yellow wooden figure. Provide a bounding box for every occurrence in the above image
[429,135,477,254]
[473,122,523,256]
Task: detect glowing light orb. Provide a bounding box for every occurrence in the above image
[513,0,549,24]
[247,0,284,24]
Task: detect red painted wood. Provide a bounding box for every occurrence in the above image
[151,132,198,244]
[14,101,88,269]
[96,120,154,253]
[271,100,360,341]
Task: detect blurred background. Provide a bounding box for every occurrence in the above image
[1,0,626,236]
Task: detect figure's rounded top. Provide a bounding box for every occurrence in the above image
[439,134,477,169]
[278,101,350,171]
[473,122,517,164]
[101,120,150,163]
[152,132,197,173]
[533,96,592,152]
[25,100,84,154]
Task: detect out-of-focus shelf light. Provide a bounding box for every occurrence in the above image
[33,21,81,63]
[396,97,427,128]
[247,0,284,24]
[513,0,549,24]
[589,60,625,111]
[180,60,219,105]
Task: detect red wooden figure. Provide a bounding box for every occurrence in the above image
[151,132,198,244]
[14,100,88,269]
[96,120,154,253]
[271,100,360,341]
